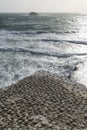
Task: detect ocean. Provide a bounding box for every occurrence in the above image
[0,13,87,87]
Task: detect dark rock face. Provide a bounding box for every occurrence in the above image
[0,71,87,129]
[29,12,38,15]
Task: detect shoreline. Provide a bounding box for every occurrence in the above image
[0,70,87,129]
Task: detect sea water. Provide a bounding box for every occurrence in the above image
[0,13,87,87]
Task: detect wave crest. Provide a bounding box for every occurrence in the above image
[0,47,87,58]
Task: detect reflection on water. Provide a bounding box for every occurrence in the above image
[0,13,87,87]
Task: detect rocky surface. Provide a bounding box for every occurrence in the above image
[0,71,87,129]
[29,12,38,15]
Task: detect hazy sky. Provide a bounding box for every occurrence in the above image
[0,0,87,13]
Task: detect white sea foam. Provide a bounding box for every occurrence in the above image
[0,13,87,87]
[73,61,87,87]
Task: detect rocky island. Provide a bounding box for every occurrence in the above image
[0,71,87,129]
[29,12,38,15]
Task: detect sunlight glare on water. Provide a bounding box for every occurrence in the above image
[0,13,87,87]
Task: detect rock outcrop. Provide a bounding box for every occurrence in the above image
[29,12,38,15]
[0,71,87,129]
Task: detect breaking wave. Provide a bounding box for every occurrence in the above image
[0,47,87,58]
[41,39,87,45]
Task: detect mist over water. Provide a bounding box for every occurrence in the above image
[0,13,87,87]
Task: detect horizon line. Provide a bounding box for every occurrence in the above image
[0,11,86,15]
